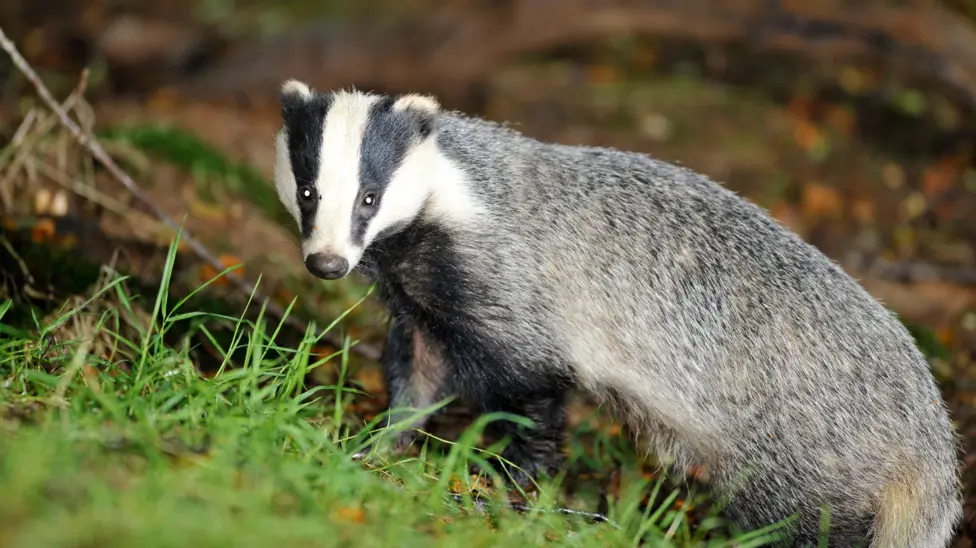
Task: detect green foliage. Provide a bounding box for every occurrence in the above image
[0,227,787,548]
[902,319,950,361]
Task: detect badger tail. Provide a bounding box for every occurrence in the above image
[870,462,961,548]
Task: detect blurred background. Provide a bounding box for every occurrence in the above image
[2,0,976,543]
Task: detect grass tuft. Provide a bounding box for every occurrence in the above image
[0,227,788,547]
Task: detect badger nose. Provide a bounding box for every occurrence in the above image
[305,253,349,280]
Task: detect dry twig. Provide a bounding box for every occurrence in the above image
[0,26,380,361]
[446,493,621,528]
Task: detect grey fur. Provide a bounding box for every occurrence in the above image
[274,86,962,547]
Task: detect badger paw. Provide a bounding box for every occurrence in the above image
[475,451,560,492]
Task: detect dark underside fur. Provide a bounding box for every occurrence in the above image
[359,220,572,485]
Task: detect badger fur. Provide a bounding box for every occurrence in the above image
[273,79,962,547]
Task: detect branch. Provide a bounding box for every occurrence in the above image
[447,493,621,528]
[0,26,381,362]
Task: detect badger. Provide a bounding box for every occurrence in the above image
[272,79,961,547]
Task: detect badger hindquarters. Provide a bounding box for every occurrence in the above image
[272,79,962,547]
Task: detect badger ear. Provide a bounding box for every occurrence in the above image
[393,93,440,139]
[280,79,313,112]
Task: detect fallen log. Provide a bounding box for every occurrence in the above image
[175,0,976,116]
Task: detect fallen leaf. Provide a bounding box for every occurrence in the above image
[792,119,826,155]
[674,498,695,512]
[81,365,102,394]
[851,199,876,224]
[801,183,843,218]
[585,65,618,84]
[468,474,489,491]
[333,506,365,523]
[147,87,182,111]
[353,367,386,397]
[786,96,813,120]
[824,104,855,135]
[938,327,954,347]
[882,163,906,190]
[921,161,957,197]
[30,218,56,243]
[274,287,298,305]
[631,46,657,71]
[199,254,243,286]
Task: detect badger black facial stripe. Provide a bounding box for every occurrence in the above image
[282,94,331,239]
[351,99,416,245]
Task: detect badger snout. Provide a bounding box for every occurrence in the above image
[305,252,349,280]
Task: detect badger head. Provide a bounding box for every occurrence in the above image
[273,80,442,280]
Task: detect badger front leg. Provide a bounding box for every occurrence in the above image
[380,316,452,453]
[485,391,567,489]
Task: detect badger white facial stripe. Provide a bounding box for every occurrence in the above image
[301,91,379,262]
[279,92,331,239]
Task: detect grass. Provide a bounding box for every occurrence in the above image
[3,99,941,548]
[0,226,789,548]
[0,100,797,546]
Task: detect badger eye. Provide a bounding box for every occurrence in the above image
[300,187,315,202]
[362,192,377,207]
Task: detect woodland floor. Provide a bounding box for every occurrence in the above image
[2,2,976,546]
